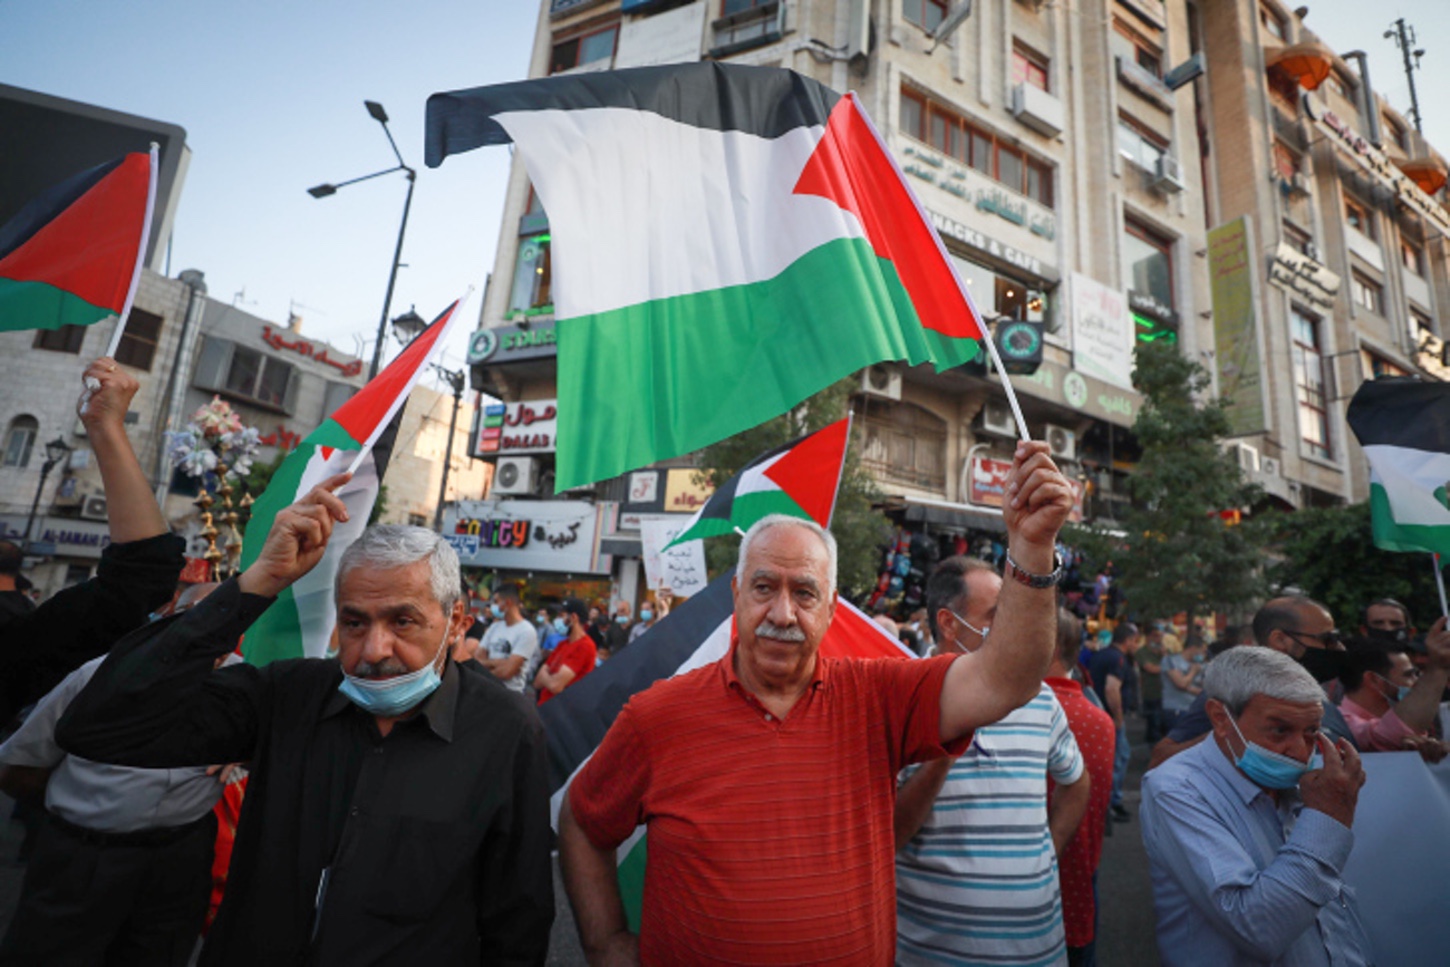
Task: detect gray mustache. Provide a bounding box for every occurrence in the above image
[756,621,806,642]
[353,657,411,678]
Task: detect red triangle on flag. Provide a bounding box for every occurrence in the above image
[762,417,849,527]
[331,299,461,448]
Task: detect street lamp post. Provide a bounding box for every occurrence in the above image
[22,436,73,554]
[308,99,416,380]
[431,366,467,532]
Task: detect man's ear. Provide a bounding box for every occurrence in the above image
[1205,698,1231,740]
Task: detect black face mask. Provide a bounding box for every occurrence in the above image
[1365,626,1410,646]
[1296,646,1346,684]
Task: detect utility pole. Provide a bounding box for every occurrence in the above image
[1386,18,1425,134]
[432,366,467,532]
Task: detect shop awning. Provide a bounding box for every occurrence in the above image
[600,536,642,557]
[897,496,1007,534]
[1267,42,1334,91]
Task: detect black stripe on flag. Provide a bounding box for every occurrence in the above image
[425,63,841,168]
[1347,377,1450,451]
[538,567,736,795]
[0,157,124,263]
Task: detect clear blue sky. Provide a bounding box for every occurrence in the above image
[3,0,542,378]
[2,1,1447,382]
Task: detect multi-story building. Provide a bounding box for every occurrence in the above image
[467,0,1450,610]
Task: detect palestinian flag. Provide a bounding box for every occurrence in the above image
[538,568,912,929]
[1347,377,1450,558]
[665,416,850,549]
[425,63,986,490]
[0,148,156,332]
[238,297,467,663]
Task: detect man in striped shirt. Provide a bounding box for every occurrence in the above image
[895,557,1090,967]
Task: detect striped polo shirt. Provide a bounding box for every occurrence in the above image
[895,683,1084,967]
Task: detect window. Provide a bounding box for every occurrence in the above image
[223,347,294,409]
[1291,308,1331,459]
[1122,218,1175,310]
[1401,239,1424,276]
[899,89,1055,208]
[2,415,38,468]
[1384,117,1409,152]
[550,23,618,73]
[1412,308,1435,337]
[33,324,85,354]
[408,513,428,527]
[1366,352,1408,379]
[1012,42,1050,92]
[509,233,553,317]
[952,255,1053,330]
[1345,196,1372,239]
[1352,272,1383,315]
[1272,141,1300,181]
[1114,19,1163,77]
[903,0,948,32]
[1283,222,1314,256]
[1118,115,1168,172]
[712,0,780,51]
[1260,5,1284,40]
[114,308,163,371]
[860,400,948,491]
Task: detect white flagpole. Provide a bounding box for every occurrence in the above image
[1434,553,1448,621]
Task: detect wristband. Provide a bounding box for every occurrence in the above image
[1004,551,1064,589]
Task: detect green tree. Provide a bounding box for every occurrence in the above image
[1068,340,1267,623]
[1268,501,1445,630]
[696,378,888,597]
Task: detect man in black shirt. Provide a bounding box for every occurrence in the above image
[57,479,554,966]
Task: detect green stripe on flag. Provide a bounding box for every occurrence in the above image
[239,440,319,665]
[1370,483,1450,557]
[0,277,114,331]
[241,584,305,666]
[672,490,810,545]
[619,837,648,935]
[555,237,979,489]
[303,417,366,452]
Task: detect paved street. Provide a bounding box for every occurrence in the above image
[0,718,1160,964]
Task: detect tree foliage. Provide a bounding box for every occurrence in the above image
[696,378,888,596]
[1068,340,1267,621]
[1267,500,1445,630]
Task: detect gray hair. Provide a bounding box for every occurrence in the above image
[1204,646,1325,716]
[335,525,462,615]
[737,514,838,591]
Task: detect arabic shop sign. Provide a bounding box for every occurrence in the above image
[903,145,1057,242]
[664,468,716,512]
[473,399,558,457]
[443,500,606,574]
[928,210,1058,283]
[467,321,558,365]
[1014,358,1139,426]
[260,326,363,378]
[1267,243,1341,311]
[969,456,1084,522]
[1302,96,1450,238]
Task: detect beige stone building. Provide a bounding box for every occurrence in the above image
[377,384,492,529]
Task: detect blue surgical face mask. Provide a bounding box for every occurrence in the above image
[1227,713,1322,790]
[1373,673,1411,703]
[616,615,629,625]
[490,603,504,619]
[640,608,653,622]
[338,625,449,718]
[553,617,569,635]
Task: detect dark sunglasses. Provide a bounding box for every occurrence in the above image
[1283,628,1344,649]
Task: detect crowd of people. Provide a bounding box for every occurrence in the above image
[0,358,1444,967]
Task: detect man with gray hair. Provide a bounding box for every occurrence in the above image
[1140,646,1372,966]
[561,441,1074,965]
[56,478,554,966]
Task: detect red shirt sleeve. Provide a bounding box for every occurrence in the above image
[558,638,597,677]
[569,703,651,850]
[863,653,972,771]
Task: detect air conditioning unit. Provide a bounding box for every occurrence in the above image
[1009,83,1065,138]
[860,364,902,400]
[1282,172,1310,197]
[1260,456,1281,478]
[80,494,108,521]
[1153,153,1186,194]
[1229,441,1260,474]
[1045,423,1077,461]
[978,399,1018,438]
[492,456,540,496]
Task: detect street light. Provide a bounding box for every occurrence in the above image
[307,98,416,380]
[390,306,428,345]
[431,365,468,531]
[23,436,72,554]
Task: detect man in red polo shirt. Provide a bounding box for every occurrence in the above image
[559,441,1073,966]
[535,597,596,705]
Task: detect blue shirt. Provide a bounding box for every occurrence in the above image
[1140,738,1373,967]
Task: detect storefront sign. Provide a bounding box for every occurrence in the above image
[615,0,705,68]
[472,399,558,456]
[1014,359,1140,426]
[928,209,1058,283]
[907,148,1057,242]
[1208,217,1266,435]
[1268,242,1341,311]
[1070,273,1135,390]
[466,321,558,365]
[259,325,363,377]
[638,515,709,597]
[0,516,112,560]
[664,468,715,512]
[1128,290,1179,327]
[1303,96,1450,237]
[969,457,1083,521]
[443,500,606,573]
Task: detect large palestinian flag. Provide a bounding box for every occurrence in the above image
[665,416,850,548]
[425,63,986,490]
[239,298,467,663]
[0,148,156,332]
[1347,377,1450,558]
[538,569,912,929]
